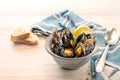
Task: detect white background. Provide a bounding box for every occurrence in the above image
[0,0,120,16]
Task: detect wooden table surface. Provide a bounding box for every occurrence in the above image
[0,15,120,80]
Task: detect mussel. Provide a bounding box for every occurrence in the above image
[51,43,61,55]
[74,42,84,57]
[85,39,95,55]
[60,48,75,58]
[76,33,87,43]
[84,37,95,46]
[61,28,75,48]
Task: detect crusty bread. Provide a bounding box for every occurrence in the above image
[23,33,38,45]
[11,28,38,45]
[11,28,30,42]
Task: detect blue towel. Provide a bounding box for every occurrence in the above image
[31,9,120,80]
[31,9,87,36]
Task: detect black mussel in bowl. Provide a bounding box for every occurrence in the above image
[45,28,97,69]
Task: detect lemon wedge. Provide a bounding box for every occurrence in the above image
[73,26,92,38]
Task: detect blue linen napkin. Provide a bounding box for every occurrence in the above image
[31,9,87,36]
[31,9,120,80]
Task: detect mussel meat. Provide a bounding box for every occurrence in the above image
[60,48,75,58]
[75,42,85,57]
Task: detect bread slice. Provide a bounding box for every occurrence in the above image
[23,33,38,45]
[11,28,30,42]
[11,28,38,45]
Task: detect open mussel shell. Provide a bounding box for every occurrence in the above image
[66,28,74,40]
[85,40,95,55]
[74,42,86,57]
[51,43,61,56]
[76,33,87,43]
[52,28,63,44]
[61,33,70,47]
[61,35,74,48]
[60,48,75,58]
[60,28,75,48]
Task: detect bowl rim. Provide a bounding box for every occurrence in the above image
[45,33,98,60]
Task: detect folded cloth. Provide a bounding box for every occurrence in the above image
[31,9,88,36]
[31,9,120,80]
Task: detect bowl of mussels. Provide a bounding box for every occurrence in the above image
[45,27,97,69]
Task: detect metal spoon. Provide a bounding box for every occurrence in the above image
[96,28,119,73]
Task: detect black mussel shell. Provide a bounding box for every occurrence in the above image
[74,42,85,57]
[51,43,61,56]
[61,32,73,48]
[85,42,94,55]
[76,33,87,44]
[86,34,92,39]
[66,28,74,40]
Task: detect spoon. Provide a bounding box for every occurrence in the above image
[96,28,119,73]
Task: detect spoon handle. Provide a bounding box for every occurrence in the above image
[96,45,109,73]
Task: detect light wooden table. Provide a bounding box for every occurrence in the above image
[0,15,119,80]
